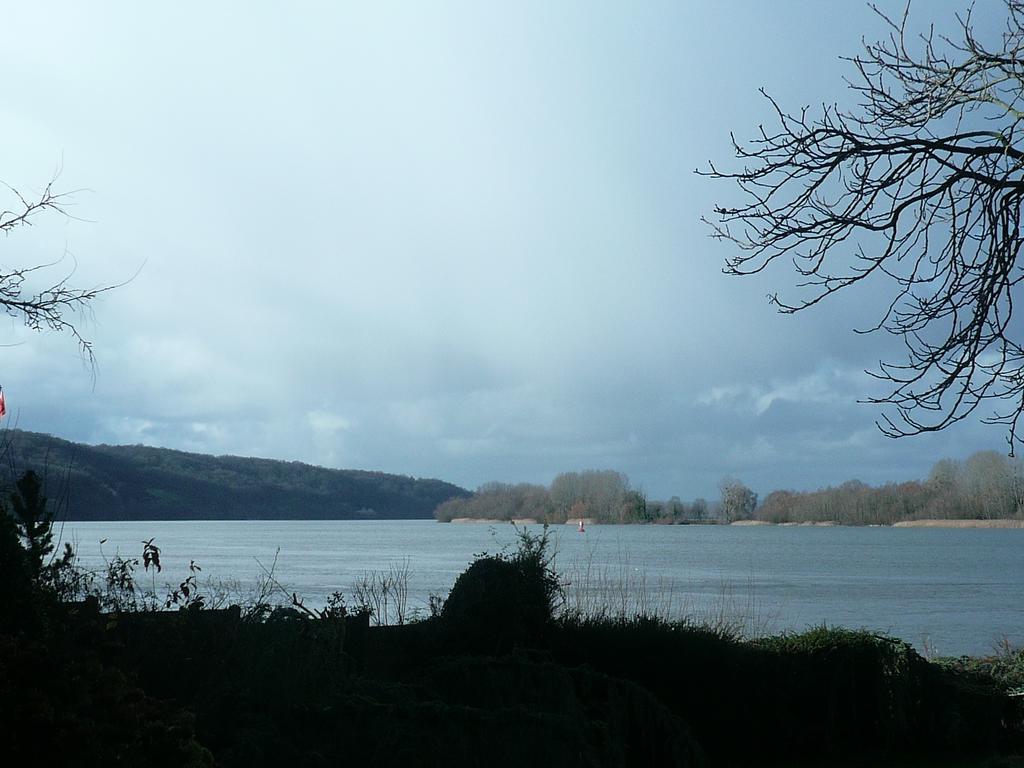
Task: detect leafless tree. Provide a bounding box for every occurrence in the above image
[703,2,1024,450]
[1,176,115,365]
[719,477,757,523]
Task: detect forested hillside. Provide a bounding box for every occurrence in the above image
[0,430,469,520]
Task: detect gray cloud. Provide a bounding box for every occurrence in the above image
[0,0,1011,500]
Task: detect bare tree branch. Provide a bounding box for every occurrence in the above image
[0,177,118,367]
[702,1,1024,453]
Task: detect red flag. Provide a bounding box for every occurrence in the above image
[0,389,6,418]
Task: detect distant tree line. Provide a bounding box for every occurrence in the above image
[757,451,1024,525]
[438,450,1024,527]
[434,470,712,524]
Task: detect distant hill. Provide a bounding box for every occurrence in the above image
[0,430,470,521]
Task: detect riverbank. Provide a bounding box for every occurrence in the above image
[11,508,1024,766]
[731,520,838,526]
[450,516,539,524]
[892,519,1024,528]
[61,518,1024,656]
[728,518,1024,528]
[446,517,1024,528]
[448,517,598,525]
[7,546,1022,767]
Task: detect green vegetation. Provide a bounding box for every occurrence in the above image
[0,429,469,520]
[3,488,1023,766]
[440,526,562,654]
[938,642,1024,699]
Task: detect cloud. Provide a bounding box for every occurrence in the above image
[698,366,862,417]
[306,411,352,435]
[0,0,1010,501]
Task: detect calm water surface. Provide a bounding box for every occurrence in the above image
[60,520,1024,656]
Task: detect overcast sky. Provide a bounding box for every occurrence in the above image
[0,1,1011,500]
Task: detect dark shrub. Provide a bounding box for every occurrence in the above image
[0,507,34,632]
[440,526,560,653]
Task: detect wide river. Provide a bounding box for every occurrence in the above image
[60,520,1024,657]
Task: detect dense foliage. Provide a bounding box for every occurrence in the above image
[441,526,562,653]
[0,429,469,520]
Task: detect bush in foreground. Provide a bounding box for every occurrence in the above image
[2,486,1022,767]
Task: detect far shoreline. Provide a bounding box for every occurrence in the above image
[448,517,595,525]
[890,518,1024,528]
[732,518,1024,528]
[442,517,1024,528]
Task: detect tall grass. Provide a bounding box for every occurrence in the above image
[351,558,412,626]
[556,547,775,638]
[70,528,771,637]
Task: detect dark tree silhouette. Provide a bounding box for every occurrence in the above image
[1,177,115,363]
[703,2,1024,450]
[6,470,53,577]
